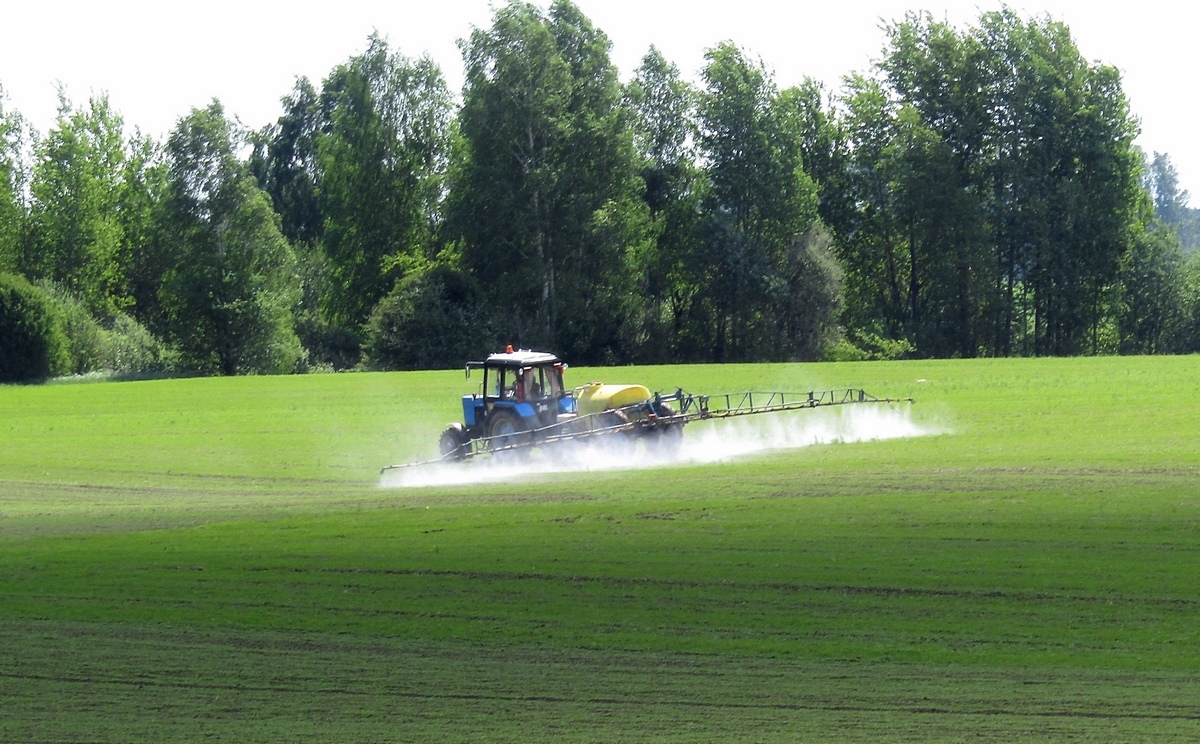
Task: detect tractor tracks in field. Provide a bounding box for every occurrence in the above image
[4,668,1199,723]
[267,564,1197,609]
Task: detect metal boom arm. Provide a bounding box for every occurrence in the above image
[381,388,913,474]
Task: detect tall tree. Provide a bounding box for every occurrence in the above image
[886,107,989,357]
[250,77,324,249]
[692,42,823,360]
[450,0,648,361]
[120,132,171,334]
[974,10,1140,355]
[775,78,852,234]
[0,88,28,274]
[158,101,303,375]
[24,92,130,317]
[1118,221,1187,354]
[837,10,1143,358]
[317,35,452,331]
[1145,151,1200,253]
[624,46,701,360]
[837,74,907,344]
[1146,151,1190,228]
[869,17,993,356]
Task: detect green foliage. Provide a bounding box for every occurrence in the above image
[249,77,324,249]
[1164,250,1200,352]
[833,10,1145,358]
[767,223,844,360]
[120,132,171,335]
[1,7,1194,371]
[317,35,452,330]
[451,0,648,362]
[683,43,827,361]
[36,280,107,375]
[103,312,175,375]
[0,272,68,381]
[621,47,704,363]
[0,89,28,274]
[33,281,178,377]
[294,314,361,371]
[776,78,852,230]
[827,330,916,361]
[158,101,303,376]
[24,93,133,318]
[1117,223,1188,353]
[699,43,818,247]
[361,265,496,370]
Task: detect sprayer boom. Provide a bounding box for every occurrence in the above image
[380,385,913,474]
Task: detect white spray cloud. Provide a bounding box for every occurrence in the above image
[381,404,935,489]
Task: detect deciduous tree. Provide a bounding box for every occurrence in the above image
[317,35,452,331]
[24,92,130,317]
[450,0,648,361]
[158,101,303,375]
[623,46,701,360]
[0,89,28,274]
[692,42,823,360]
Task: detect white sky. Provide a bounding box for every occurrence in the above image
[2,1,1196,203]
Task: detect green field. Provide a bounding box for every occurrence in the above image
[2,357,1199,741]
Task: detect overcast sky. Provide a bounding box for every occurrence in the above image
[2,1,1195,203]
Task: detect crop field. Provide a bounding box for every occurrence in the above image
[2,356,1199,741]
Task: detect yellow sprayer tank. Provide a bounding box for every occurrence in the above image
[574,382,652,416]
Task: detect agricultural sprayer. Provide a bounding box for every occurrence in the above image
[380,347,913,474]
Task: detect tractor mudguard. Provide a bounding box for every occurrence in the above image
[487,400,539,424]
[513,402,538,420]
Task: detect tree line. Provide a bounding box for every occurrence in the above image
[3,2,1200,382]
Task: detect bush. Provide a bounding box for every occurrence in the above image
[295,315,362,372]
[103,314,176,375]
[24,281,179,378]
[0,272,69,382]
[38,282,107,375]
[362,266,496,371]
[828,330,915,362]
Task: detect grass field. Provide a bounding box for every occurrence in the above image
[2,357,1199,741]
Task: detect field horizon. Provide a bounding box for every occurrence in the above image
[2,356,1199,741]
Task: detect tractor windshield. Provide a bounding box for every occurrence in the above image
[481,361,566,403]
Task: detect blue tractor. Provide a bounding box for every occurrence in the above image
[438,347,577,460]
[382,347,911,474]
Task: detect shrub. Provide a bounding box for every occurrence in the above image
[828,330,915,362]
[295,315,362,372]
[0,272,69,382]
[362,266,496,371]
[38,282,107,375]
[103,313,176,375]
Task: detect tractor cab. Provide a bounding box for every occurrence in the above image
[462,347,576,436]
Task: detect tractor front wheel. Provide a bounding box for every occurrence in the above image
[438,423,468,461]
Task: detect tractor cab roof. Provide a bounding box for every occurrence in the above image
[465,349,563,374]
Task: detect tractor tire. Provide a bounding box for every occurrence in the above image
[647,402,682,456]
[438,423,469,461]
[487,410,532,458]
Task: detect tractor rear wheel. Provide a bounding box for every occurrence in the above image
[648,402,683,456]
[438,423,468,461]
[487,410,532,457]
